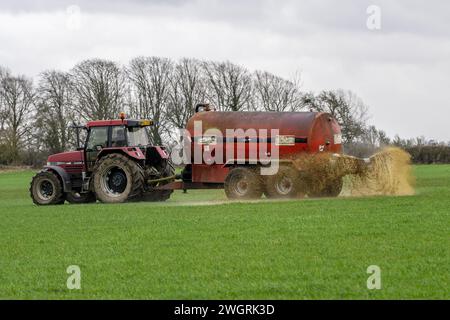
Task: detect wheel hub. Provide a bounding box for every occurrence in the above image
[104,167,127,194]
[276,176,293,195]
[39,180,54,199]
[236,180,249,194]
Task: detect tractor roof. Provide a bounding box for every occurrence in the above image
[86,119,152,128]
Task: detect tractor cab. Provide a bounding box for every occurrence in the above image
[83,117,153,171]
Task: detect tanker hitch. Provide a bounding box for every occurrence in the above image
[146,175,178,184]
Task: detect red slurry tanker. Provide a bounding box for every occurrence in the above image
[30,105,364,205]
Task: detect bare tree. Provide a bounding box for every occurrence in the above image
[253,71,302,112]
[0,67,8,78]
[0,67,10,132]
[362,125,380,146]
[202,61,252,111]
[361,125,391,147]
[0,74,35,163]
[167,58,206,130]
[35,70,73,154]
[71,59,125,120]
[301,89,369,143]
[127,56,173,145]
[377,130,391,146]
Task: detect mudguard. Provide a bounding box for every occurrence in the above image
[144,146,170,167]
[43,165,72,192]
[153,146,169,159]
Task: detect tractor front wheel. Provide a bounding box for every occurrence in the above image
[224,167,263,200]
[93,153,144,203]
[30,171,65,205]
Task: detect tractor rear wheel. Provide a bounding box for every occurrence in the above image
[30,171,65,205]
[224,167,263,200]
[93,153,144,203]
[66,191,96,204]
[264,165,302,199]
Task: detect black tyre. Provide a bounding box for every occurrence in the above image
[30,171,65,205]
[307,177,343,198]
[224,167,263,200]
[140,159,175,202]
[66,191,96,204]
[264,165,302,199]
[93,153,144,203]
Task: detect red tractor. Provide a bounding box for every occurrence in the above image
[30,114,175,205]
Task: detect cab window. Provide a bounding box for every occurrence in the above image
[127,126,149,147]
[111,126,127,147]
[86,127,108,150]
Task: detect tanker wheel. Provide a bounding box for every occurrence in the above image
[224,167,263,200]
[307,177,343,198]
[30,171,65,205]
[264,165,302,199]
[93,153,144,203]
[66,191,96,204]
[140,159,175,202]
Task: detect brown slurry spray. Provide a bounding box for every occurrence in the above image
[292,152,346,195]
[344,147,415,196]
[292,147,415,197]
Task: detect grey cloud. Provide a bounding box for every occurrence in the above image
[2,0,449,36]
[0,0,449,140]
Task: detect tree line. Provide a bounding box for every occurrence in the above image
[0,57,447,166]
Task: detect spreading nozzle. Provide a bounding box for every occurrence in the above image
[330,153,373,176]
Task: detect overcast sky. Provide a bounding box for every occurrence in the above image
[1,0,449,140]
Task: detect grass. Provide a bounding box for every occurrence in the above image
[0,165,449,299]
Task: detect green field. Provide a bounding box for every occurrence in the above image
[0,165,448,299]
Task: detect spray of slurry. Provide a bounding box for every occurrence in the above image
[292,147,415,197]
[344,147,415,196]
